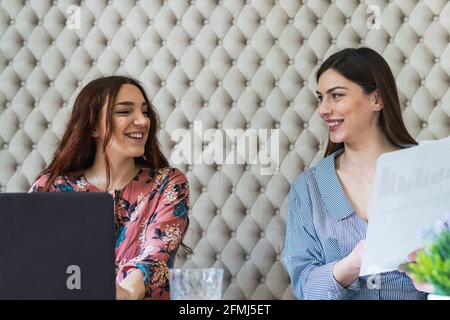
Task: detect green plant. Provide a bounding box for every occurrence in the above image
[407,216,450,296]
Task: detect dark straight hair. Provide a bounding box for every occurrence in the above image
[40,75,169,191]
[316,47,417,157]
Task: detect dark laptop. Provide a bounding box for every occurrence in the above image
[0,192,115,300]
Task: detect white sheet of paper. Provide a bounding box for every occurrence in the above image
[360,136,450,276]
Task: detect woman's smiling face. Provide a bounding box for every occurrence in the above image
[316,69,383,144]
[95,84,150,160]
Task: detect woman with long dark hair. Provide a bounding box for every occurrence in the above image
[284,47,427,299]
[30,76,190,300]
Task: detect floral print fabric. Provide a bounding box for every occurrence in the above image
[30,167,190,300]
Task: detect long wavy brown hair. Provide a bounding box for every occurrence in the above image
[316,47,417,157]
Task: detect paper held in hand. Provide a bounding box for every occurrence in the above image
[360,136,450,276]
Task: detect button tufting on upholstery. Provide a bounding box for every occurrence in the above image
[216,254,221,260]
[403,16,408,23]
[216,209,221,215]
[317,18,322,24]
[188,122,193,129]
[434,58,440,63]
[433,16,439,22]
[202,231,206,237]
[421,122,428,128]
[3,143,8,150]
[47,123,52,129]
[245,165,250,171]
[5,101,10,108]
[203,19,208,25]
[231,276,236,282]
[404,58,409,64]
[32,144,36,150]
[161,81,166,87]
[187,165,193,171]
[201,187,207,193]
[260,187,265,193]
[245,209,250,215]
[303,123,309,129]
[9,19,14,25]
[21,81,26,87]
[289,144,294,151]
[245,254,251,260]
[419,37,424,43]
[274,122,280,129]
[345,18,351,24]
[260,232,265,238]
[288,18,293,24]
[275,210,280,215]
[260,277,266,283]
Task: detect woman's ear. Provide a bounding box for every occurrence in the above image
[371,90,383,112]
[92,127,99,138]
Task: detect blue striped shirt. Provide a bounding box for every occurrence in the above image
[284,149,428,300]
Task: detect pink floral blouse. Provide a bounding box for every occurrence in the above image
[30,167,190,300]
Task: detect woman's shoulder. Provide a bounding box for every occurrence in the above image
[138,167,189,186]
[290,151,338,196]
[30,173,84,192]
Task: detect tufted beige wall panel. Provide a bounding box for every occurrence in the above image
[0,0,449,299]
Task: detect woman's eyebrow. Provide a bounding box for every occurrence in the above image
[316,86,348,95]
[114,101,147,106]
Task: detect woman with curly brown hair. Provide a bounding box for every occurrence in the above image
[30,76,190,300]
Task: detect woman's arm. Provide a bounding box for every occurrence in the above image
[332,240,366,287]
[116,168,190,299]
[284,173,360,300]
[116,269,146,300]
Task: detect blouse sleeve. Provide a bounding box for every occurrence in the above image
[116,168,190,300]
[28,174,52,192]
[284,172,360,300]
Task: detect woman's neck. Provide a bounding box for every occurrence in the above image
[85,155,138,191]
[337,128,400,174]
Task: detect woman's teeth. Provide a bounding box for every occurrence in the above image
[329,120,344,130]
[126,133,143,139]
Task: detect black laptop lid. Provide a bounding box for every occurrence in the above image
[0,193,115,300]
